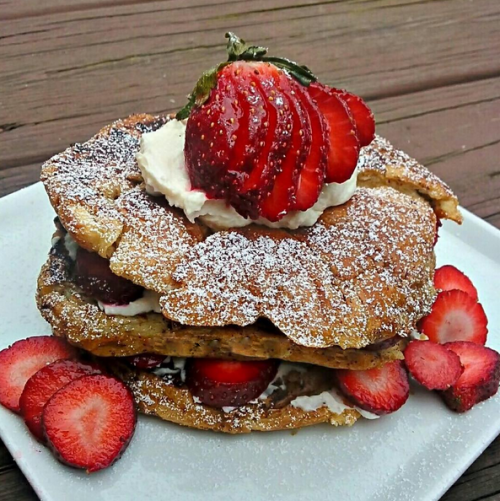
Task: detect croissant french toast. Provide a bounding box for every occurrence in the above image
[36,33,464,433]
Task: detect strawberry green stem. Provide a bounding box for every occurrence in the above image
[176,32,317,120]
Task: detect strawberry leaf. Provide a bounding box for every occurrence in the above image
[177,32,317,119]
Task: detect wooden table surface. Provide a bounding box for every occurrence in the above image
[1,0,499,499]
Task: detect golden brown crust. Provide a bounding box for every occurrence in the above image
[40,114,452,349]
[107,362,360,434]
[358,135,462,223]
[36,240,405,370]
[161,187,437,349]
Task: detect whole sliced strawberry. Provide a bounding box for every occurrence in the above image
[307,82,360,184]
[335,360,409,415]
[419,290,488,345]
[433,265,478,301]
[74,247,143,305]
[126,354,166,369]
[291,84,329,211]
[404,340,463,390]
[185,358,278,408]
[0,337,77,412]
[19,359,101,442]
[259,73,312,220]
[186,61,293,220]
[331,89,375,147]
[440,341,500,413]
[43,374,136,472]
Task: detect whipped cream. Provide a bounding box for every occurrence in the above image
[291,389,379,420]
[97,290,162,316]
[137,119,358,230]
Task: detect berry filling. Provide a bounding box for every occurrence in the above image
[74,247,143,305]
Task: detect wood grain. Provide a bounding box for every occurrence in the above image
[1,0,500,500]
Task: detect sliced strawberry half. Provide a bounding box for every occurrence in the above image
[185,358,278,408]
[307,82,360,184]
[419,290,488,345]
[331,89,375,147]
[43,374,136,472]
[19,359,101,442]
[335,360,410,415]
[404,340,463,390]
[433,265,478,301]
[291,84,329,211]
[440,341,500,413]
[0,336,77,413]
[259,73,312,221]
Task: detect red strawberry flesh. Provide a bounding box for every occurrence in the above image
[336,360,409,415]
[331,89,375,147]
[307,82,360,184]
[0,336,77,412]
[186,358,278,408]
[74,247,143,305]
[441,341,500,413]
[20,359,101,442]
[185,67,241,202]
[43,374,136,473]
[419,290,488,345]
[237,63,293,216]
[259,74,312,221]
[434,265,479,301]
[404,340,463,390]
[291,84,329,211]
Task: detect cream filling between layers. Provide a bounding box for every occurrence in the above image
[137,119,358,230]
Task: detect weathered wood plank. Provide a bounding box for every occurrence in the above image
[1,0,500,169]
[0,441,14,469]
[374,76,500,227]
[0,463,38,501]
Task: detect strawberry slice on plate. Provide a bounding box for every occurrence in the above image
[185,358,278,408]
[331,88,375,147]
[307,82,360,184]
[43,374,136,472]
[20,359,101,442]
[433,265,479,301]
[440,341,500,413]
[404,340,463,390]
[0,336,77,412]
[335,360,410,415]
[419,290,488,345]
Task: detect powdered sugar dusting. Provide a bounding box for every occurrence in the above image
[41,116,454,349]
[110,187,205,293]
[358,136,460,222]
[161,186,437,349]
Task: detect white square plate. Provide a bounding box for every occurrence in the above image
[1,183,499,501]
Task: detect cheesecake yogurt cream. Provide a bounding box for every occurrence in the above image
[137,119,358,230]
